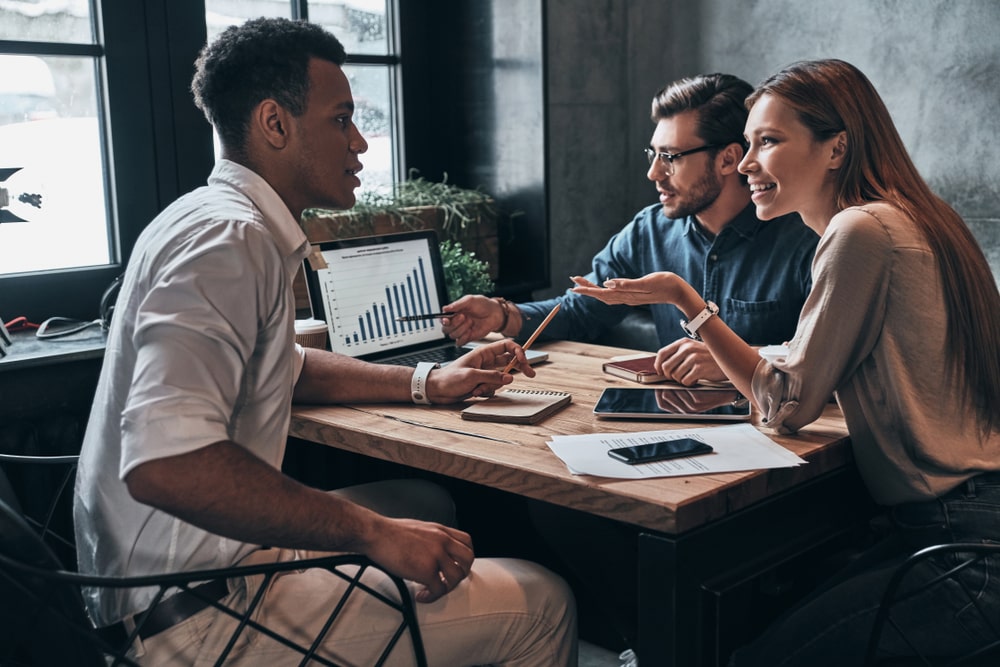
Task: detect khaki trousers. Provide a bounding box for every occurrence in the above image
[131,480,577,666]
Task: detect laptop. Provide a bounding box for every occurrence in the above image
[301,230,548,368]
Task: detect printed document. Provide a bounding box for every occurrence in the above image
[546,423,805,479]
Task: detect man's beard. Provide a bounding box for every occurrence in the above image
[662,164,723,220]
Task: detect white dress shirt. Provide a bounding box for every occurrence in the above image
[74,159,311,626]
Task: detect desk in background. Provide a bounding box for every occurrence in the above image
[0,327,107,544]
[290,340,873,666]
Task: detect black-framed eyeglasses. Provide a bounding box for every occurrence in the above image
[644,144,722,175]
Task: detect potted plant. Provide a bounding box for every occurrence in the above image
[292,172,505,313]
[300,171,501,280]
[439,239,494,302]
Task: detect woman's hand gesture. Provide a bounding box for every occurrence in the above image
[570,272,690,306]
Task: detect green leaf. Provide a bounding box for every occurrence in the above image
[440,240,494,302]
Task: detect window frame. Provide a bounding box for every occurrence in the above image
[1,0,212,323]
[0,35,114,321]
[1,0,406,323]
[298,0,405,188]
[2,1,552,322]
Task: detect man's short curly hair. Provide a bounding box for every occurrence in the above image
[191,17,347,158]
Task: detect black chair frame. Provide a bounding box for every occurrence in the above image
[0,454,428,667]
[0,452,79,555]
[0,546,427,666]
[864,542,1000,667]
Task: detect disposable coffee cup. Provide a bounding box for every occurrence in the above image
[758,344,789,364]
[294,318,328,349]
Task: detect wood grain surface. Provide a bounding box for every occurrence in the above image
[290,340,851,534]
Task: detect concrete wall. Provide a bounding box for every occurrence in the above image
[542,0,1000,298]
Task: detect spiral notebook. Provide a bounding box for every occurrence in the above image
[460,388,572,424]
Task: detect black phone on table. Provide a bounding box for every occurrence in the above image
[607,437,714,464]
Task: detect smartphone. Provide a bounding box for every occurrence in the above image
[607,437,714,464]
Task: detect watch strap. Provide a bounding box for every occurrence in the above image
[680,301,719,341]
[411,362,439,404]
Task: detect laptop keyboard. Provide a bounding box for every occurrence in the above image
[373,345,548,368]
[376,346,465,367]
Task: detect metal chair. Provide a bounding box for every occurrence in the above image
[0,456,428,667]
[0,452,79,564]
[864,542,1000,667]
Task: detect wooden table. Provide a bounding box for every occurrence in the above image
[290,340,872,666]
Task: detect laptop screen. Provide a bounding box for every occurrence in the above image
[302,230,453,361]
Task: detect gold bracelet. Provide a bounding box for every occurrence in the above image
[492,297,511,333]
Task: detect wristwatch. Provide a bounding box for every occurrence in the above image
[411,362,440,405]
[680,301,719,341]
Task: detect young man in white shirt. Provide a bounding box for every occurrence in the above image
[74,17,575,666]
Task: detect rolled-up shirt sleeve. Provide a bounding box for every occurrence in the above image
[120,222,287,478]
[752,209,892,433]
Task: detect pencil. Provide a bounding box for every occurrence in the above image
[502,303,560,373]
[395,313,449,322]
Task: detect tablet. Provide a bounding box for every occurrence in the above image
[593,387,751,421]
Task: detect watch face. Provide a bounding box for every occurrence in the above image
[680,318,698,340]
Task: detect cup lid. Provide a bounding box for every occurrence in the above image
[295,318,327,334]
[758,344,789,364]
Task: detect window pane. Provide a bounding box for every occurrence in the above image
[205,0,291,43]
[346,64,393,193]
[204,1,388,55]
[311,0,388,55]
[0,0,94,43]
[0,55,109,274]
[202,1,395,195]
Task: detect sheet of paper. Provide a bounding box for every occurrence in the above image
[546,423,805,479]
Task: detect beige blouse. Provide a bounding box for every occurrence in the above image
[752,202,1000,505]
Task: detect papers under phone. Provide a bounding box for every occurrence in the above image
[547,424,804,479]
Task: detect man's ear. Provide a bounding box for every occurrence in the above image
[828,131,847,170]
[717,142,745,176]
[254,99,290,149]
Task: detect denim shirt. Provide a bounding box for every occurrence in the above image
[517,203,818,346]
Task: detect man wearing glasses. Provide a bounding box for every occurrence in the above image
[442,73,817,386]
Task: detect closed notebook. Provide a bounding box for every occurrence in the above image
[602,355,668,384]
[602,353,734,388]
[460,388,572,424]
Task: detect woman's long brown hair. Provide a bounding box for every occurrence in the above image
[748,59,1000,435]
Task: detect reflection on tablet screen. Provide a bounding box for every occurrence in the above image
[593,387,751,420]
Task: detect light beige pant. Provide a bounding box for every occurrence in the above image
[132,480,578,666]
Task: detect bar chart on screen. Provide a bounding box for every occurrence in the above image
[312,237,447,357]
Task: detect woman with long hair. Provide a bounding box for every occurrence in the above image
[572,58,1000,664]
